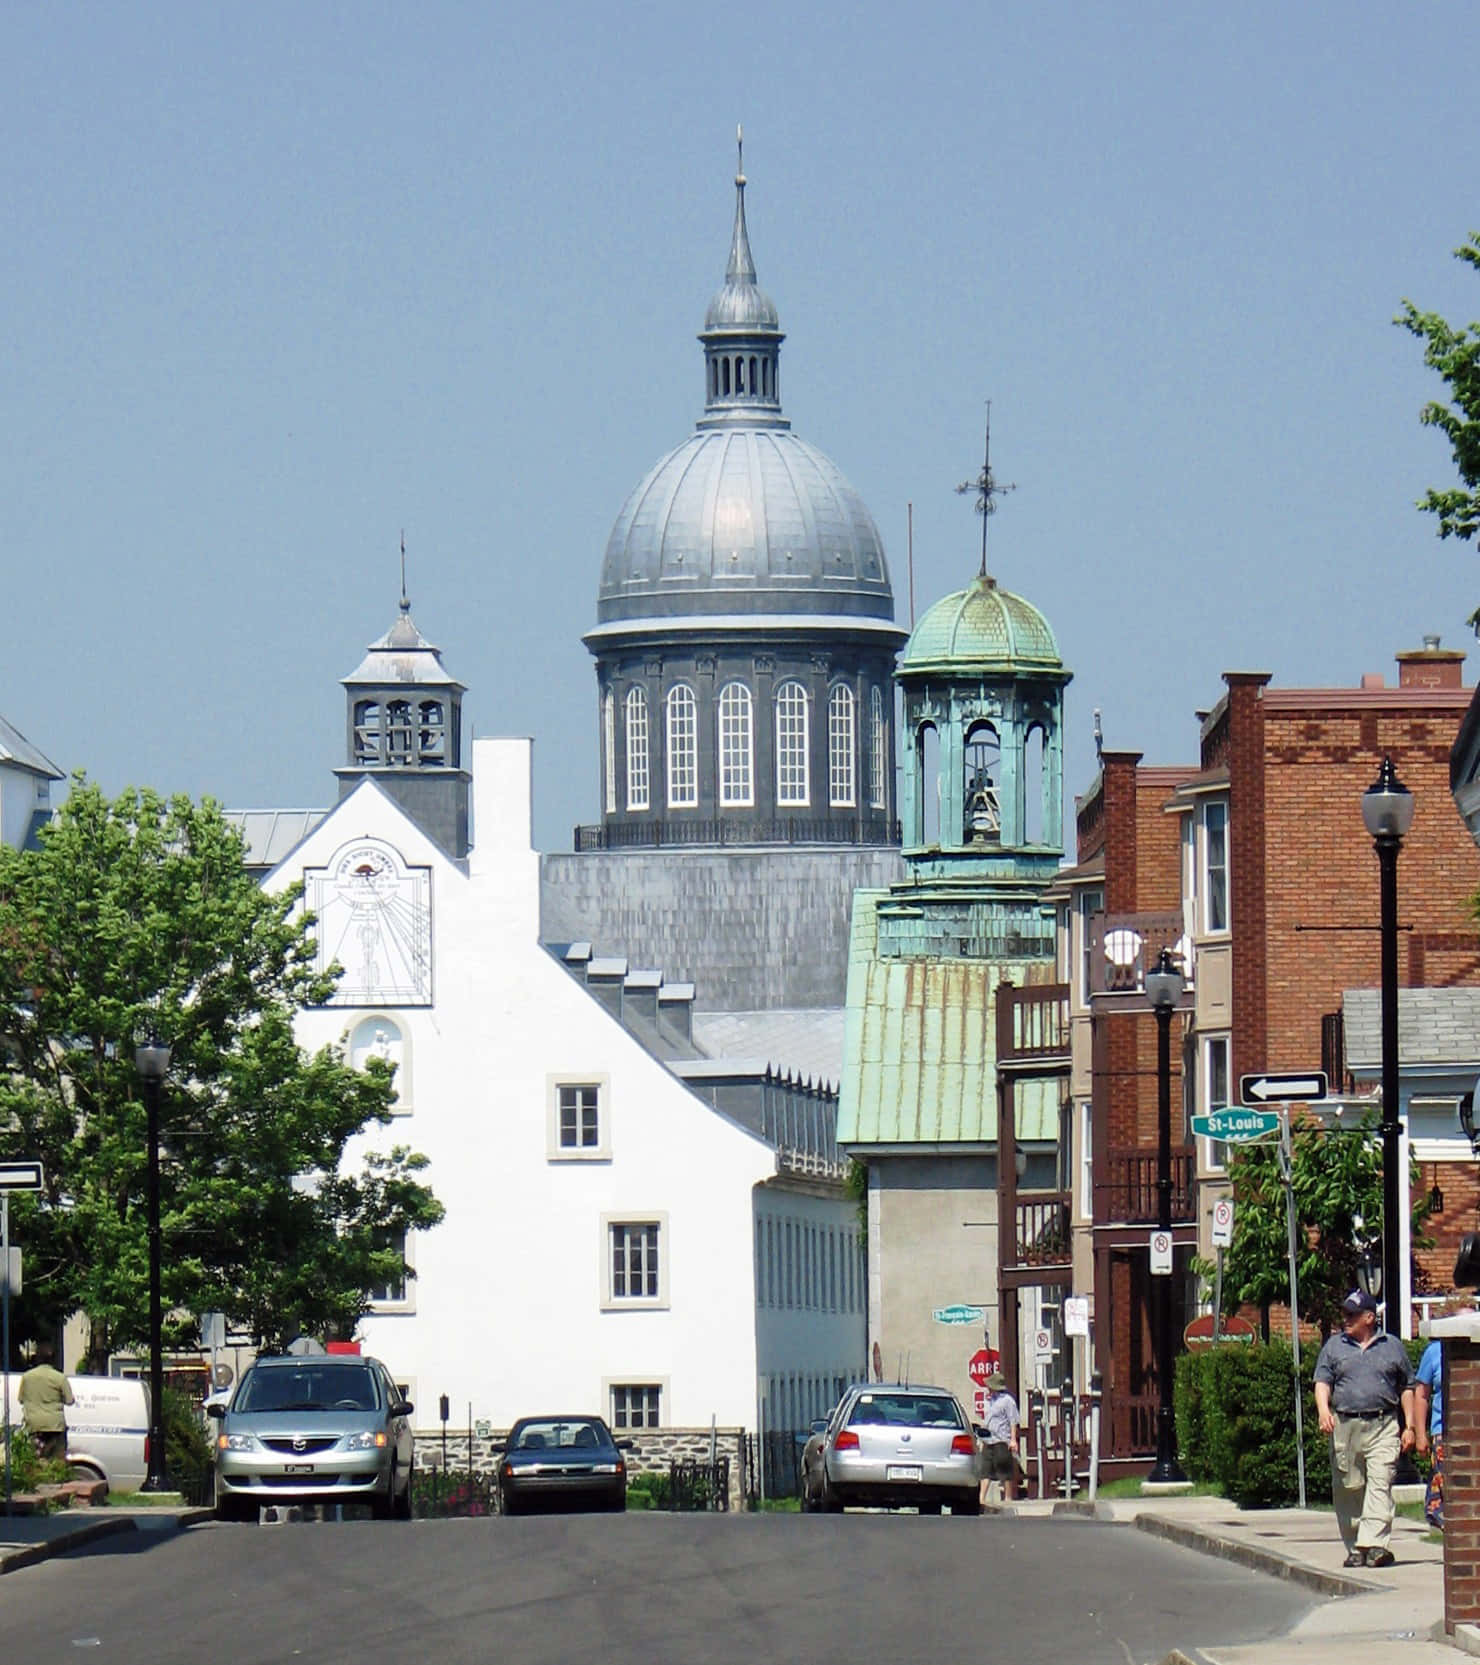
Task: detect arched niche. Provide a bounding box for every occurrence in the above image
[348,1014,412,1114]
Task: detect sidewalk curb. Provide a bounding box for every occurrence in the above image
[1134,1511,1376,1598]
[0,1507,213,1575]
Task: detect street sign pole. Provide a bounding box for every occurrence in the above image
[3,1192,10,1516]
[1213,1247,1224,1346]
[1276,1109,1307,1509]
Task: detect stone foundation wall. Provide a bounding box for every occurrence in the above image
[412,1424,748,1509]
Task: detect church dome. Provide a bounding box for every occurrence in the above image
[597,427,894,623]
[901,575,1062,674]
[594,139,896,629]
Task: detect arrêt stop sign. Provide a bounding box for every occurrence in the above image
[968,1347,999,1387]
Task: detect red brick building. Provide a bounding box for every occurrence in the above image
[1051,638,1477,1469]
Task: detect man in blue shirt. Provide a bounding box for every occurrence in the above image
[1416,1339,1443,1529]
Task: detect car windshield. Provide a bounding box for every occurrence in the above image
[512,1419,610,1451]
[847,1393,964,1430]
[235,1365,382,1414]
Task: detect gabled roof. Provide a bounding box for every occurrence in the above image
[1342,988,1480,1071]
[0,715,62,780]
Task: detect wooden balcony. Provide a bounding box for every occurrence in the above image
[995,983,1071,1071]
[1098,1149,1196,1225]
[1014,1193,1071,1267]
[1086,911,1193,1011]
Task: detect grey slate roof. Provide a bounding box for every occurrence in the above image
[0,715,63,780]
[691,1008,845,1087]
[1342,988,1480,1069]
[224,809,328,871]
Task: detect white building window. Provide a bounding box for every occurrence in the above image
[666,685,698,808]
[776,681,810,806]
[717,682,754,807]
[870,686,887,809]
[1077,887,1104,1004]
[1201,1036,1230,1172]
[1201,800,1229,934]
[368,1228,412,1310]
[1079,1101,1093,1219]
[604,1216,667,1308]
[610,1384,662,1430]
[625,688,649,811]
[547,1076,609,1160]
[603,691,616,814]
[828,685,856,807]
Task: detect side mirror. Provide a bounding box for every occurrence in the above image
[972,1423,987,1438]
[809,1418,828,1435]
[398,1400,415,1417]
[1455,1232,1480,1289]
[617,1438,636,1451]
[206,1402,226,1420]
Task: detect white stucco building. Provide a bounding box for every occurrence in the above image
[0,714,62,850]
[260,603,865,1439]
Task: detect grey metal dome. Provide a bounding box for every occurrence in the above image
[597,427,894,622]
[596,139,895,627]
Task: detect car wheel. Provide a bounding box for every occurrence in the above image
[821,1472,844,1514]
[800,1474,817,1513]
[501,1487,520,1517]
[215,1492,256,1523]
[395,1470,414,1520]
[608,1489,627,1512]
[918,1501,942,1515]
[372,1461,397,1521]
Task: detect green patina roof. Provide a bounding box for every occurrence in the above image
[899,575,1062,674]
[838,893,1060,1146]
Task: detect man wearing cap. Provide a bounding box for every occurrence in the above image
[977,1372,1021,1505]
[1312,1289,1417,1567]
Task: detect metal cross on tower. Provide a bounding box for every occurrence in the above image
[955,404,1016,579]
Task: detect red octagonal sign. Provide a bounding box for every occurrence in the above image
[968,1347,999,1387]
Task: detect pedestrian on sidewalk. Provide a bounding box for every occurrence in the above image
[977,1372,1021,1506]
[1312,1289,1417,1568]
[18,1340,74,1463]
[1415,1337,1443,1530]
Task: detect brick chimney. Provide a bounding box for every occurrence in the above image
[1396,634,1466,690]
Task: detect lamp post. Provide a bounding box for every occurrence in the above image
[135,1036,171,1493]
[1145,948,1187,1485]
[1361,755,1414,1340]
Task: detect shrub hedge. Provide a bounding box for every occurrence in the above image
[1174,1342,1330,1507]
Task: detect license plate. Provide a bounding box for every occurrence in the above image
[282,1463,315,1474]
[886,1464,922,1482]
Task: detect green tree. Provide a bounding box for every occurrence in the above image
[0,780,443,1360]
[1217,1117,1387,1338]
[1396,233,1480,550]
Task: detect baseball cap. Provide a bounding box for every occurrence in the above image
[1341,1289,1378,1316]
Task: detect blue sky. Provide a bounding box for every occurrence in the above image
[5,1,1479,850]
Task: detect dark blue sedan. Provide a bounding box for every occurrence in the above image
[497,1415,635,1514]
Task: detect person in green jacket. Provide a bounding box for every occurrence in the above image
[19,1340,74,1461]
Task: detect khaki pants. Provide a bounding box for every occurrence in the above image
[1331,1413,1400,1554]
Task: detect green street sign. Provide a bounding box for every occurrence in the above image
[932,1304,986,1325]
[1190,1108,1281,1143]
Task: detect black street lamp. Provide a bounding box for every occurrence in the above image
[135,1036,172,1493]
[1361,755,1413,1340]
[1145,948,1187,1485]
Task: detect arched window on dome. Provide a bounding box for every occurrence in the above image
[1023,722,1046,845]
[353,700,382,765]
[603,691,616,814]
[749,356,758,397]
[761,357,770,398]
[717,682,754,808]
[722,358,731,396]
[386,700,414,766]
[417,700,445,765]
[869,687,888,809]
[625,688,649,812]
[666,685,698,808]
[963,721,1001,845]
[735,357,744,393]
[828,685,856,808]
[776,681,810,807]
[915,721,941,845]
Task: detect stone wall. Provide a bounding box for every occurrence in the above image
[412,1424,749,1509]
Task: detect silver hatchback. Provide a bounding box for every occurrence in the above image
[210,1354,414,1521]
[801,1384,979,1515]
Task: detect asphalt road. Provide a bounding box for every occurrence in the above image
[3,1511,1317,1665]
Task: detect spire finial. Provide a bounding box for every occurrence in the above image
[955,403,1016,580]
[399,530,409,613]
[726,126,756,286]
[737,122,744,186]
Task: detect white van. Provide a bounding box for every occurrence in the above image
[4,1374,149,1495]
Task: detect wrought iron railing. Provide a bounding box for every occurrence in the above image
[1104,1391,1159,1459]
[574,816,900,851]
[1100,1150,1196,1223]
[669,1458,730,1511]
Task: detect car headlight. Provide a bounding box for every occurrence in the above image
[590,1463,619,1474]
[217,1432,261,1453]
[342,1430,389,1452]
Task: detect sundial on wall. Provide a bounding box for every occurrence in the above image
[306,839,432,1005]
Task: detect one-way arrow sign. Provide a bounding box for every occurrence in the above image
[1239,1071,1328,1106]
[0,1160,44,1191]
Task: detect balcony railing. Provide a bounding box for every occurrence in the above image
[574,816,900,851]
[996,984,1071,1068]
[1087,911,1193,1000]
[1099,1149,1196,1224]
[1014,1194,1072,1267]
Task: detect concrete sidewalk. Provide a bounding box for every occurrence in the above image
[999,1492,1455,1662]
[0,1505,211,1573]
